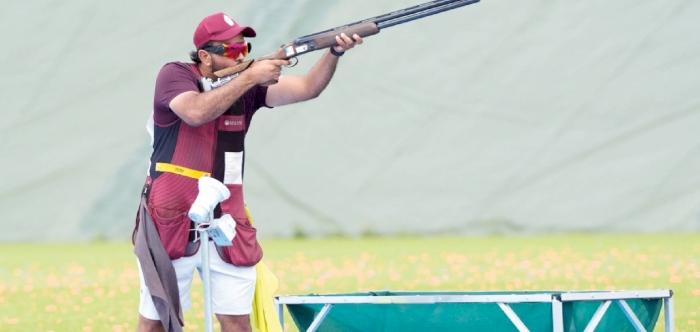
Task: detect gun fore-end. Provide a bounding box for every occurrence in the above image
[311,22,380,49]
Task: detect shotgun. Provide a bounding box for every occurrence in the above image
[207,0,480,86]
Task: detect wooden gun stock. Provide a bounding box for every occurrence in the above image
[213,60,254,78]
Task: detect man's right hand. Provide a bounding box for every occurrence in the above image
[245,59,291,86]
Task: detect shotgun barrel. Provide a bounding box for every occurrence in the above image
[294,0,480,44]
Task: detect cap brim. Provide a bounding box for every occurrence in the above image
[211,26,256,42]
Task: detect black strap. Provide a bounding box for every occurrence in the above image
[330,48,344,57]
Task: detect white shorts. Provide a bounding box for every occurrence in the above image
[137,241,256,319]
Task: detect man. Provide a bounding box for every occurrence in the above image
[133,12,362,332]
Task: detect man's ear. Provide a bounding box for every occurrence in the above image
[199,50,211,66]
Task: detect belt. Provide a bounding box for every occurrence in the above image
[155,162,211,179]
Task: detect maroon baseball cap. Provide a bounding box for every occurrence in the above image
[193,13,256,49]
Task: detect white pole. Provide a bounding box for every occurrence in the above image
[200,227,214,332]
[188,176,230,332]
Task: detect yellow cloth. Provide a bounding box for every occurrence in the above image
[246,206,283,332]
[253,262,283,332]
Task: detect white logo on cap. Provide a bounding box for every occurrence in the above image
[223,15,234,26]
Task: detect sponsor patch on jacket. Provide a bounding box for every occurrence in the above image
[219,115,246,132]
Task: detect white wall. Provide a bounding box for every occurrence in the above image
[1,0,699,241]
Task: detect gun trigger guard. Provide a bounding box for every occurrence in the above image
[287,57,298,68]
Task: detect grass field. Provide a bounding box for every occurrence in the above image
[0,233,698,331]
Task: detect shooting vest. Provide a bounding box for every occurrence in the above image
[142,64,262,266]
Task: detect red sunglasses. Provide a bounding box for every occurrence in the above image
[203,42,251,59]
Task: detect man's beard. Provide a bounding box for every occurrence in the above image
[211,57,240,74]
[211,57,226,73]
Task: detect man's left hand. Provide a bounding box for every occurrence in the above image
[333,33,363,53]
